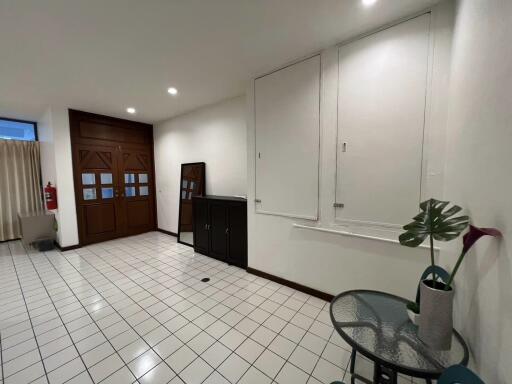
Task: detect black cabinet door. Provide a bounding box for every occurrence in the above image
[193,198,209,254]
[209,201,228,261]
[227,202,247,268]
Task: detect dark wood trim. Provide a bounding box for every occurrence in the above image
[54,241,81,252]
[246,267,334,302]
[157,228,178,237]
[68,109,151,130]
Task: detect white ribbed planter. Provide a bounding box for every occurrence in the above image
[418,280,454,350]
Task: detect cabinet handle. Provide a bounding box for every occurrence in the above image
[225,228,229,235]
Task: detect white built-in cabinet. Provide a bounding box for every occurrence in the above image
[335,14,430,228]
[254,55,321,220]
[254,13,431,232]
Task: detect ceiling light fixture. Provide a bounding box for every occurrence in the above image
[126,107,136,114]
[167,87,178,95]
[362,0,377,7]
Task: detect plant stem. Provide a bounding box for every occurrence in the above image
[445,250,466,290]
[430,234,437,288]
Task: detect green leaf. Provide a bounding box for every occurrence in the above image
[398,198,469,248]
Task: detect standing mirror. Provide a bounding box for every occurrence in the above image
[178,162,206,246]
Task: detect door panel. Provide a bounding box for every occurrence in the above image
[193,198,209,254]
[126,200,151,228]
[119,148,155,235]
[209,202,227,261]
[227,203,247,267]
[83,204,116,235]
[70,110,156,246]
[73,143,123,244]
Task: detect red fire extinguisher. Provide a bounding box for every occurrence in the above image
[44,182,58,210]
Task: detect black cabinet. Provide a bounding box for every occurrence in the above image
[193,197,209,254]
[192,195,247,268]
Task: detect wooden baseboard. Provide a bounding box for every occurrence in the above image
[55,241,81,252]
[157,228,178,237]
[246,267,334,302]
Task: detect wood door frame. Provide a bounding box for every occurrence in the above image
[177,162,205,247]
[69,109,157,246]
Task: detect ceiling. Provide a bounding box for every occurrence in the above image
[0,0,439,124]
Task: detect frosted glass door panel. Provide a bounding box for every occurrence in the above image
[255,55,320,219]
[335,14,430,226]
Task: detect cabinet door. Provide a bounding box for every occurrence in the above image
[227,202,247,268]
[193,198,209,254]
[209,201,228,261]
[255,55,320,220]
[336,14,430,226]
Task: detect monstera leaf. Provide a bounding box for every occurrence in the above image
[399,198,469,248]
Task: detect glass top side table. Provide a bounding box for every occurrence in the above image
[330,290,469,384]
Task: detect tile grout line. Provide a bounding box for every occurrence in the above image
[135,236,344,380]
[3,233,346,384]
[99,237,345,377]
[23,247,96,384]
[98,240,341,384]
[42,250,161,383]
[80,243,281,383]
[56,247,201,383]
[266,295,330,384]
[6,242,50,383]
[78,242,262,384]
[95,243,335,384]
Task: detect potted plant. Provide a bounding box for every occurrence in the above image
[399,198,501,350]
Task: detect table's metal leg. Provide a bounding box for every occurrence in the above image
[350,348,356,384]
[373,363,397,384]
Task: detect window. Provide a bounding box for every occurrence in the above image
[0,118,37,141]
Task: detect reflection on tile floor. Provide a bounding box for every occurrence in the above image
[0,232,354,384]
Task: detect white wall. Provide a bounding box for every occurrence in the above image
[246,3,454,299]
[154,96,247,233]
[441,0,512,381]
[38,109,57,189]
[38,106,79,247]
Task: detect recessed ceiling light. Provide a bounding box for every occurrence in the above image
[126,107,136,114]
[167,87,178,95]
[362,0,377,7]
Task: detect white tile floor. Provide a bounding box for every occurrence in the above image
[0,232,355,384]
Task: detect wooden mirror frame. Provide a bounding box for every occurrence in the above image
[177,162,206,247]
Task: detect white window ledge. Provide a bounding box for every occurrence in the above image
[292,223,439,251]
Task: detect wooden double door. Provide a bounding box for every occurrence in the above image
[193,196,247,268]
[70,110,156,245]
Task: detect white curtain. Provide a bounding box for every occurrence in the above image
[0,140,43,241]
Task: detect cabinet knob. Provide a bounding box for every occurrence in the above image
[225,228,229,235]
